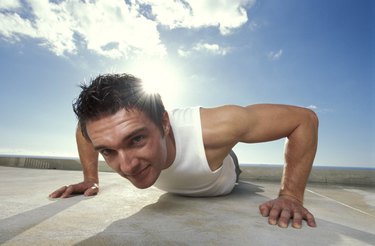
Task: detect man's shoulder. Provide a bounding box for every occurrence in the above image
[169,106,201,113]
[168,106,201,122]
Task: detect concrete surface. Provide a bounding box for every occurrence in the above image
[0,166,374,246]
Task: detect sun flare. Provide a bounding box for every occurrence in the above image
[127,60,183,108]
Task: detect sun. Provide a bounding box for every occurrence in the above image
[127,59,183,108]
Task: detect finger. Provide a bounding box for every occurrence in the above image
[49,191,61,199]
[259,201,272,217]
[61,185,74,198]
[304,210,317,227]
[278,209,292,228]
[292,212,303,229]
[49,185,69,198]
[84,183,99,196]
[268,206,281,225]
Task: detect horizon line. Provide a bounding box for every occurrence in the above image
[0,154,373,170]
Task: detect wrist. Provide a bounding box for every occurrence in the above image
[84,176,99,184]
[278,190,303,205]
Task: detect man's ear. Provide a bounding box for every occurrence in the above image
[162,111,171,135]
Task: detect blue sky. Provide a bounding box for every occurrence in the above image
[0,0,373,168]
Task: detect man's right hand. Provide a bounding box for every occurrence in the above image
[49,181,99,198]
[50,125,101,199]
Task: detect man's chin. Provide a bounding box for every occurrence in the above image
[131,176,159,189]
[133,182,154,189]
[129,169,160,189]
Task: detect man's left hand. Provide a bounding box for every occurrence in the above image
[258,196,316,228]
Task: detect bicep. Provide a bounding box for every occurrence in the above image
[240,104,314,143]
[201,104,311,147]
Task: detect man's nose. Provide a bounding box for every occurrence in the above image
[118,150,138,175]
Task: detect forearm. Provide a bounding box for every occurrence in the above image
[76,125,99,183]
[279,110,318,203]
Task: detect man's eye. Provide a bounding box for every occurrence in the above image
[132,136,145,144]
[100,149,112,156]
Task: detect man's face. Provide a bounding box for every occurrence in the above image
[86,109,173,189]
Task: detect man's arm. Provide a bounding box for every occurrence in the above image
[49,125,100,198]
[255,105,318,228]
[201,104,318,228]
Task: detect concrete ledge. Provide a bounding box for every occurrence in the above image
[241,164,375,186]
[0,156,112,172]
[0,156,374,186]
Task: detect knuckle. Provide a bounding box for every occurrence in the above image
[281,211,291,218]
[269,208,280,217]
[293,212,302,220]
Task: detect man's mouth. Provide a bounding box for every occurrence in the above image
[128,165,151,179]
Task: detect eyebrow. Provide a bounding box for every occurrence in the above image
[94,127,148,151]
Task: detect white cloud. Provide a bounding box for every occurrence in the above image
[27,0,77,55]
[0,12,37,41]
[136,0,255,35]
[178,42,229,57]
[268,49,283,61]
[0,0,255,58]
[68,0,166,58]
[193,42,229,55]
[306,105,333,114]
[0,0,21,10]
[0,0,166,58]
[177,48,191,57]
[307,105,318,110]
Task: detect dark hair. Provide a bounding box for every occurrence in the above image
[73,73,165,140]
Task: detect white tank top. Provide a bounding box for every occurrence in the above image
[153,107,236,196]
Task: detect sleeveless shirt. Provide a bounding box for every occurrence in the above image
[153,107,236,196]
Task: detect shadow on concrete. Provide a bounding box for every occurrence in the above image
[0,197,84,244]
[75,183,260,245]
[76,182,375,245]
[315,219,375,245]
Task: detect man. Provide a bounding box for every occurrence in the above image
[49,73,318,229]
